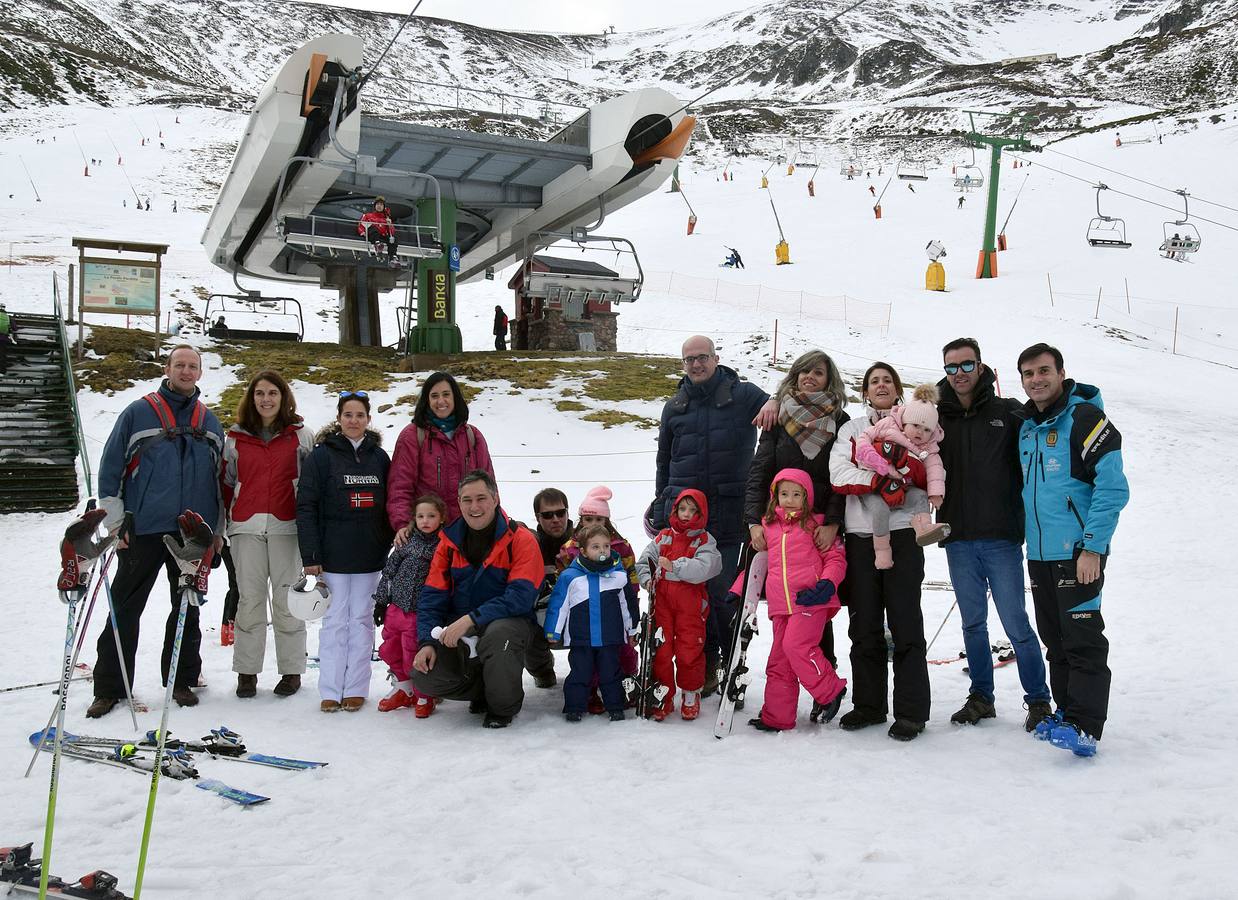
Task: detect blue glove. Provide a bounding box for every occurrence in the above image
[796,579,836,607]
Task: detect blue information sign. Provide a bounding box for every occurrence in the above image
[448,245,461,272]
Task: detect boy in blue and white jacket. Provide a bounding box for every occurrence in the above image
[544,524,640,721]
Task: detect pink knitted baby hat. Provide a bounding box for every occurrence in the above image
[579,486,613,518]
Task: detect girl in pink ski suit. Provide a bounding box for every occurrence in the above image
[738,468,848,731]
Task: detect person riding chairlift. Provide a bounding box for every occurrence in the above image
[359,196,399,264]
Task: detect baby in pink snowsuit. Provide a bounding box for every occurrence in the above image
[732,468,848,732]
[854,383,951,569]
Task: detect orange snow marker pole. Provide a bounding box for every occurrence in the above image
[975,250,998,278]
[807,180,815,197]
[997,233,1007,251]
[873,204,882,219]
[84,166,89,177]
[687,214,697,235]
[772,319,778,362]
[952,164,957,175]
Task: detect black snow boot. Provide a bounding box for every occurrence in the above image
[747,717,784,733]
[1024,700,1054,733]
[85,697,118,719]
[483,712,513,729]
[888,718,925,741]
[810,686,847,724]
[950,692,996,725]
[702,649,722,697]
[531,668,557,689]
[838,707,887,731]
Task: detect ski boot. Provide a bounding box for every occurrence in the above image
[1049,721,1098,757]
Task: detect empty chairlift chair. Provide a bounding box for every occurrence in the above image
[1085,184,1131,249]
[203,294,305,342]
[897,157,928,181]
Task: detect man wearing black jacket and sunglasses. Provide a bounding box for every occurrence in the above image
[936,338,1051,733]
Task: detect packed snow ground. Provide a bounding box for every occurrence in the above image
[2,102,1237,899]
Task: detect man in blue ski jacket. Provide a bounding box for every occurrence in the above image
[88,345,225,718]
[1015,343,1129,756]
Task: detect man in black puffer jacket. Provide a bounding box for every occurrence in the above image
[936,338,1051,732]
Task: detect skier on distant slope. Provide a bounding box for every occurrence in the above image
[358,196,398,262]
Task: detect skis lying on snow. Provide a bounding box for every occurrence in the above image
[930,640,1016,669]
[715,548,767,739]
[1,841,131,899]
[29,727,326,771]
[195,779,270,806]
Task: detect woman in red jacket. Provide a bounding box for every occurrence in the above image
[387,372,494,541]
[357,196,397,262]
[220,371,314,698]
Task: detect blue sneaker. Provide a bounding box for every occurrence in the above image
[1049,722,1098,757]
[1032,709,1063,741]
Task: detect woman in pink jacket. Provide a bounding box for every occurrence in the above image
[387,372,494,540]
[737,468,848,732]
[853,382,951,568]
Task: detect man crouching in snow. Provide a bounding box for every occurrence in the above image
[411,470,543,728]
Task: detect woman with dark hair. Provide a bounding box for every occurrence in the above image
[744,349,850,674]
[220,371,314,698]
[297,391,394,712]
[387,372,494,540]
[830,362,931,741]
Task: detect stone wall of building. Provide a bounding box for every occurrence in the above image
[525,309,617,351]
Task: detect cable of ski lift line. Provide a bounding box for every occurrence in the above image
[1010,154,1238,234]
[1042,146,1238,216]
[356,0,427,93]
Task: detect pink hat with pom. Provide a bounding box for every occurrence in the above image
[579,485,613,518]
[901,383,941,432]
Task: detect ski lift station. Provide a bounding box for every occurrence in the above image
[203,33,694,350]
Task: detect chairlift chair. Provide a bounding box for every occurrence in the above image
[953,164,984,191]
[1085,184,1131,249]
[897,157,928,181]
[1158,188,1201,261]
[204,293,304,342]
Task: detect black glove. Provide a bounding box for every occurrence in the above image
[796,579,836,607]
[373,600,388,627]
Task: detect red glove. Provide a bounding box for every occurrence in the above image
[874,475,906,508]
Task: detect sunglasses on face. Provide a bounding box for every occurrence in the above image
[943,361,978,376]
[339,390,369,399]
[538,508,568,520]
[682,353,713,366]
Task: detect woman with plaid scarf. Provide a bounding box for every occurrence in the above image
[743,350,850,666]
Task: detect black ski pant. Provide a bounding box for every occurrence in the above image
[704,541,742,664]
[220,541,239,626]
[843,530,930,724]
[93,532,202,698]
[524,626,554,678]
[816,621,837,670]
[1027,552,1110,738]
[564,645,623,714]
[411,617,531,718]
[494,334,507,351]
[364,225,397,258]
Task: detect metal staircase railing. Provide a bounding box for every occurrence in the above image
[51,272,92,499]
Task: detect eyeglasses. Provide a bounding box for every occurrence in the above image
[682,353,713,366]
[943,361,978,376]
[339,390,369,399]
[538,508,568,520]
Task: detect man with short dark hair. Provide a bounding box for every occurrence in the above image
[936,338,1051,732]
[1015,343,1128,756]
[525,487,574,687]
[88,344,224,718]
[653,335,772,692]
[412,470,544,728]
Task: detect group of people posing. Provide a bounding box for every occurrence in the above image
[83,331,1128,755]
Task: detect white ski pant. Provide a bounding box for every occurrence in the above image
[230,533,306,675]
[318,571,380,702]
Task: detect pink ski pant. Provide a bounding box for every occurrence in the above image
[760,604,847,730]
[377,606,429,699]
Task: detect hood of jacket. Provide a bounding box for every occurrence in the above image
[668,487,709,534]
[768,467,820,525]
[314,421,384,448]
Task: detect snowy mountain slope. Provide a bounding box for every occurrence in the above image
[3,0,1237,148]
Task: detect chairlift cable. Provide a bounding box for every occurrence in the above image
[357,0,427,92]
[1010,154,1238,234]
[1043,146,1238,216]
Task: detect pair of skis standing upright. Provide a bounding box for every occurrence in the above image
[626,544,768,739]
[30,508,215,899]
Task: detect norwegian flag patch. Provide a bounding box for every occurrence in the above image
[350,492,375,509]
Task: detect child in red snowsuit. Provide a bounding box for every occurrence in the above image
[357,196,398,261]
[735,468,848,732]
[636,488,722,721]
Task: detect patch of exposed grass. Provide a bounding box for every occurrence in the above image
[555,399,588,412]
[450,353,681,400]
[73,325,166,394]
[582,410,657,429]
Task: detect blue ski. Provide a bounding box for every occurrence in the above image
[237,754,326,770]
[196,778,270,806]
